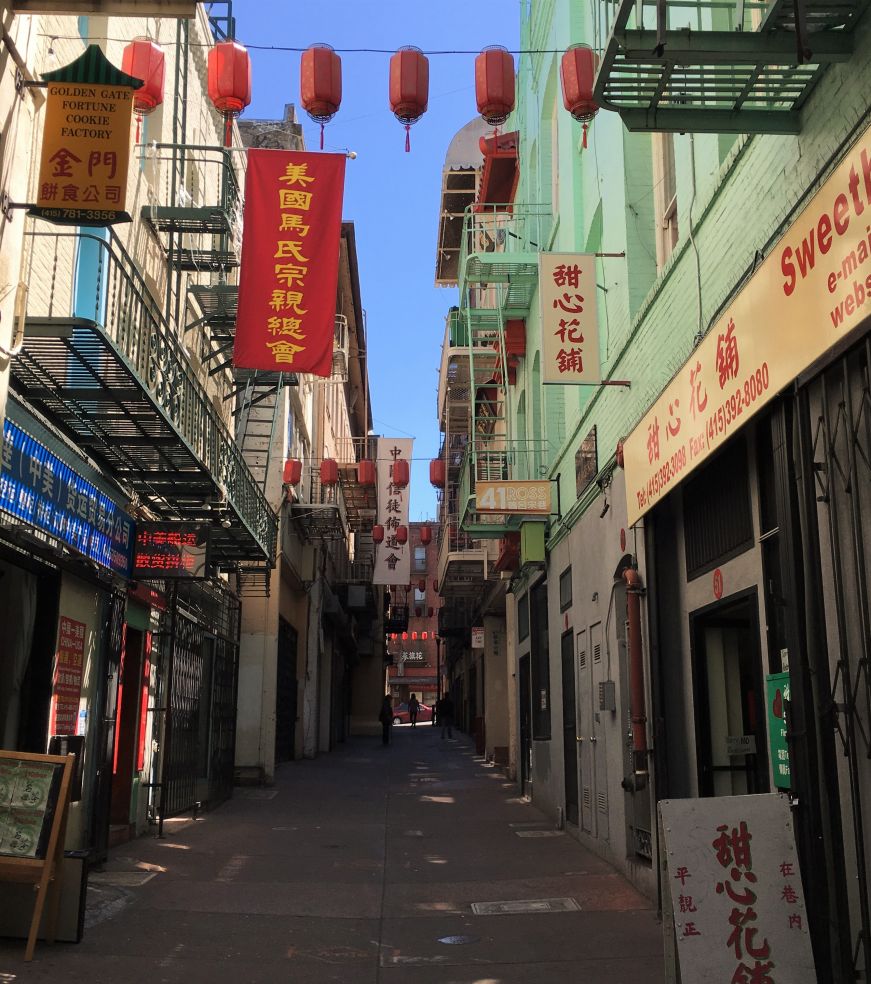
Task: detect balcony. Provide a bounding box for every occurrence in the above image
[458,204,552,317]
[437,308,504,440]
[333,436,378,534]
[289,464,348,541]
[593,0,867,134]
[14,230,276,565]
[437,516,489,597]
[457,440,551,538]
[142,144,241,273]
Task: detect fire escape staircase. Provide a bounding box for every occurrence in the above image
[593,0,869,134]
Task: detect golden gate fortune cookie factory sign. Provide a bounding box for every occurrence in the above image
[31,45,141,227]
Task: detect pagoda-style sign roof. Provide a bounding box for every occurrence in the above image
[41,44,143,88]
[14,1,196,16]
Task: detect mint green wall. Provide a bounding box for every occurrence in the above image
[513,0,871,536]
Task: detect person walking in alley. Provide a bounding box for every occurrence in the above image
[408,693,421,728]
[379,695,393,746]
[438,693,454,739]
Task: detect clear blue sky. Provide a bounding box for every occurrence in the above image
[234,1,520,521]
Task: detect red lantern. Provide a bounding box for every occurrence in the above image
[396,526,408,545]
[412,630,418,639]
[475,46,515,128]
[402,632,408,641]
[372,524,385,544]
[392,459,410,489]
[301,43,342,149]
[208,40,252,146]
[418,579,426,592]
[419,525,432,546]
[429,459,446,488]
[320,458,339,486]
[391,633,397,640]
[358,459,376,485]
[428,607,434,618]
[122,39,165,140]
[389,46,429,152]
[422,631,428,640]
[283,458,302,485]
[560,45,599,148]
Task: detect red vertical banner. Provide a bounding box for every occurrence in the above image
[234,149,346,375]
[50,617,86,736]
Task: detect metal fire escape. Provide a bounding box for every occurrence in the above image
[457,202,551,538]
[592,0,870,134]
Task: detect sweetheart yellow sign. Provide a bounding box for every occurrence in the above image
[623,121,871,526]
[30,46,141,227]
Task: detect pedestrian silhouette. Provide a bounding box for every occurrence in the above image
[408,693,420,728]
[379,695,393,746]
[438,693,454,739]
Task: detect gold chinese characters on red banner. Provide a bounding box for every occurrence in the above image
[234,150,346,375]
[538,252,601,385]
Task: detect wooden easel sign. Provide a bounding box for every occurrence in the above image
[0,749,74,961]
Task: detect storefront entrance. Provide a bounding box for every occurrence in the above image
[690,590,769,797]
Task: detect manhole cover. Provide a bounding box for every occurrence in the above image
[471,897,581,915]
[515,829,565,838]
[438,935,480,945]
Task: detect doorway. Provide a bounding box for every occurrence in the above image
[110,627,147,829]
[561,631,579,825]
[275,619,298,762]
[690,590,769,797]
[518,654,532,796]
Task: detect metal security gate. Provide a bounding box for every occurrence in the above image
[156,580,241,828]
[793,334,871,981]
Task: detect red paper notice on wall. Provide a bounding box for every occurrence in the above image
[234,149,346,376]
[50,617,86,736]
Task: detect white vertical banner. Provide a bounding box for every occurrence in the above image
[372,437,413,585]
[539,252,601,385]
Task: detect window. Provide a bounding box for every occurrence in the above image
[559,566,572,612]
[414,588,426,604]
[413,547,426,572]
[575,426,598,498]
[652,132,678,269]
[517,592,529,641]
[683,437,753,579]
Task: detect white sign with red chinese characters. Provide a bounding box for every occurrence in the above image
[372,438,412,586]
[660,794,815,984]
[538,253,601,385]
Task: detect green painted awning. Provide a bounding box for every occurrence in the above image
[41,44,143,89]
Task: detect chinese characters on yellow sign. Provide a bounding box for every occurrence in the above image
[235,150,346,375]
[624,123,871,525]
[539,253,601,385]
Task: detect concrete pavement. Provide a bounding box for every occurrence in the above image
[0,726,664,983]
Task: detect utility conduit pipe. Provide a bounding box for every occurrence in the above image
[622,567,648,774]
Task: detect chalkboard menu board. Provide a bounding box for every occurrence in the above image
[0,758,64,860]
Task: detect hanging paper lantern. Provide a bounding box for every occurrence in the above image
[389,46,429,152]
[301,43,342,149]
[320,458,339,486]
[396,525,408,545]
[418,579,426,592]
[419,525,432,546]
[422,631,428,640]
[372,524,385,544]
[122,39,165,141]
[358,459,376,485]
[402,632,408,641]
[429,459,446,488]
[207,40,252,146]
[283,458,303,485]
[475,46,515,127]
[392,459,410,489]
[391,633,397,640]
[428,607,434,618]
[560,45,599,148]
[412,630,418,639]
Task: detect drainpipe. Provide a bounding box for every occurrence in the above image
[623,568,648,781]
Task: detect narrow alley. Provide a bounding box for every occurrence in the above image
[0,727,662,983]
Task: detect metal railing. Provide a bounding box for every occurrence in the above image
[458,202,553,286]
[23,230,277,561]
[144,142,241,219]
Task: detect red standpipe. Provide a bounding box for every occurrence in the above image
[622,567,648,764]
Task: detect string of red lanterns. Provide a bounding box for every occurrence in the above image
[122,38,165,142]
[195,40,596,153]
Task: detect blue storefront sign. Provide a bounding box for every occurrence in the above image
[0,419,135,578]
